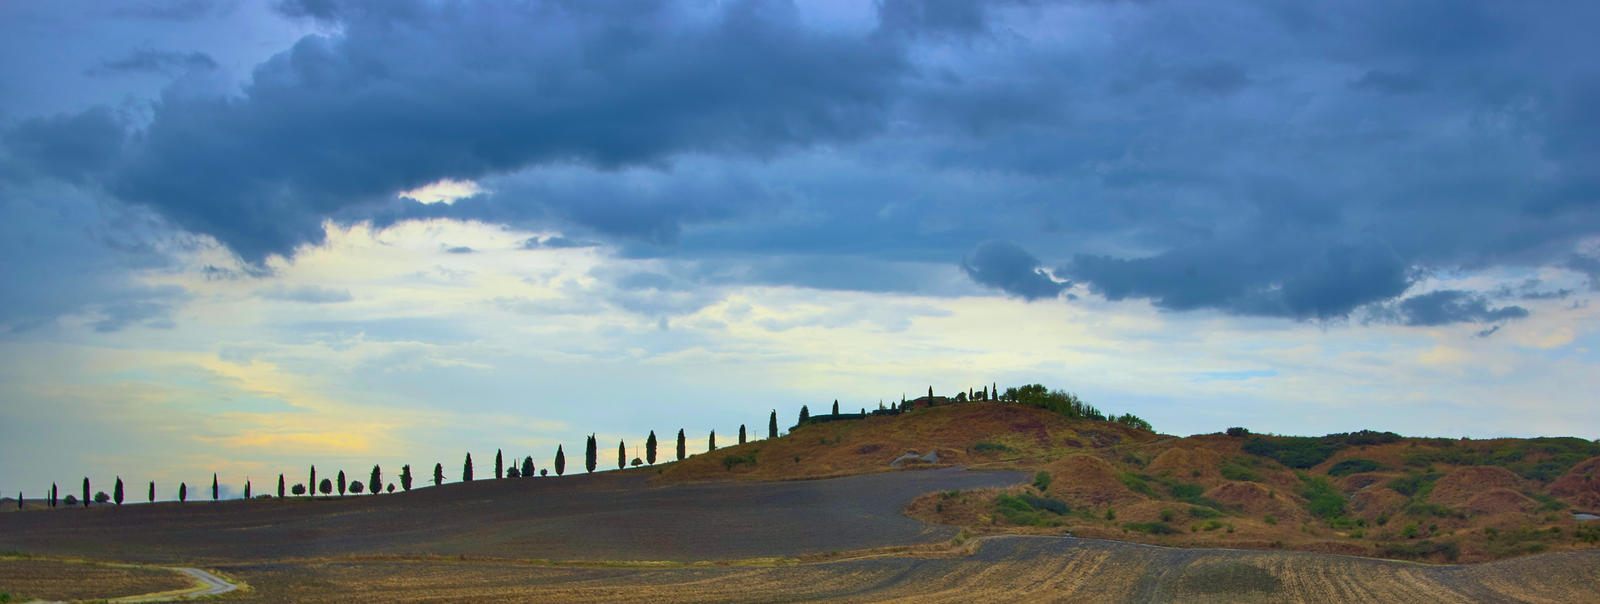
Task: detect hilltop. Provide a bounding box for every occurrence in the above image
[656,399,1600,564]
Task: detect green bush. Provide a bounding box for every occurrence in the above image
[1299,476,1346,519]
[1189,506,1223,519]
[1220,460,1263,482]
[1124,521,1179,535]
[722,452,758,470]
[1243,431,1404,469]
[972,442,1013,454]
[1011,383,1105,421]
[1017,494,1070,515]
[994,494,1064,527]
[1169,482,1204,499]
[1033,471,1052,492]
[1387,472,1442,497]
[1328,458,1383,477]
[1118,473,1157,497]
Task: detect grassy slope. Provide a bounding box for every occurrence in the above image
[658,401,1600,564]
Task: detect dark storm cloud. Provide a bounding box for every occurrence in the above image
[961,241,1065,301]
[6,0,1600,326]
[1395,290,1529,327]
[111,0,232,21]
[87,49,218,76]
[520,236,596,250]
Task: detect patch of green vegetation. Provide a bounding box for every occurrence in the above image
[721,452,758,470]
[1403,501,1465,519]
[1220,457,1264,482]
[1386,472,1443,497]
[972,441,1013,454]
[1401,438,1600,482]
[1009,383,1105,421]
[1242,431,1404,469]
[1299,476,1346,519]
[1486,526,1570,556]
[1327,458,1383,477]
[1189,506,1223,519]
[1123,521,1179,535]
[1527,492,1568,512]
[994,493,1067,527]
[1033,471,1052,492]
[1381,540,1460,562]
[1118,472,1157,497]
[1017,493,1070,515]
[1168,482,1204,499]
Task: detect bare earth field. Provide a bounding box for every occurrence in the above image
[0,557,194,602]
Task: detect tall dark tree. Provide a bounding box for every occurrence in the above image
[928,386,933,398]
[114,477,124,506]
[212,473,219,501]
[278,474,285,498]
[370,465,382,494]
[179,482,187,503]
[495,449,504,480]
[799,405,810,425]
[555,445,566,476]
[521,456,533,478]
[51,483,57,508]
[400,465,413,491]
[833,400,839,415]
[433,462,444,486]
[676,429,686,461]
[993,382,998,400]
[617,440,626,470]
[82,477,90,508]
[708,430,716,451]
[319,478,332,495]
[769,410,778,438]
[337,470,347,496]
[149,481,155,503]
[646,431,658,465]
[463,454,474,482]
[739,424,747,444]
[244,480,251,499]
[309,466,317,498]
[584,435,597,474]
[15,492,20,510]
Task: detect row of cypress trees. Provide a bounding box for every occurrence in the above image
[22,397,957,510]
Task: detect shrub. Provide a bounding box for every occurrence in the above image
[973,442,1013,454]
[63,495,78,506]
[1387,472,1442,497]
[1189,506,1223,519]
[1299,477,1345,519]
[722,452,758,470]
[1220,458,1263,482]
[1123,521,1179,535]
[291,484,305,496]
[1263,514,1278,525]
[94,491,110,504]
[349,480,363,494]
[1401,523,1419,538]
[1017,494,1070,515]
[1243,431,1404,469]
[1169,482,1204,499]
[1118,473,1157,497]
[1033,471,1052,492]
[1327,458,1383,477]
[1160,508,1175,522]
[1226,427,1250,437]
[1112,413,1153,432]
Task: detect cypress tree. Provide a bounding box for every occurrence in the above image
[433,462,444,486]
[370,465,381,494]
[310,466,317,498]
[617,440,626,470]
[769,410,777,438]
[338,471,347,496]
[585,435,597,473]
[463,454,474,482]
[833,400,839,415]
[928,386,933,398]
[495,449,504,480]
[278,474,285,498]
[676,429,686,461]
[646,431,658,465]
[799,405,810,425]
[114,477,124,506]
[16,492,20,510]
[244,480,251,499]
[51,483,57,508]
[708,430,716,451]
[401,465,413,491]
[149,481,156,503]
[555,445,566,476]
[179,482,187,503]
[739,424,746,444]
[521,456,533,478]
[82,477,90,508]
[212,473,218,501]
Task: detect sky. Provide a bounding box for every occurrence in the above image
[3,0,1599,499]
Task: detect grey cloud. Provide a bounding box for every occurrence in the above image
[444,246,474,254]
[961,240,1065,301]
[258,285,353,304]
[520,236,597,249]
[1397,290,1529,326]
[88,49,218,76]
[91,285,189,332]
[111,0,232,21]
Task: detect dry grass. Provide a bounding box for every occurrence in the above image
[0,556,195,601]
